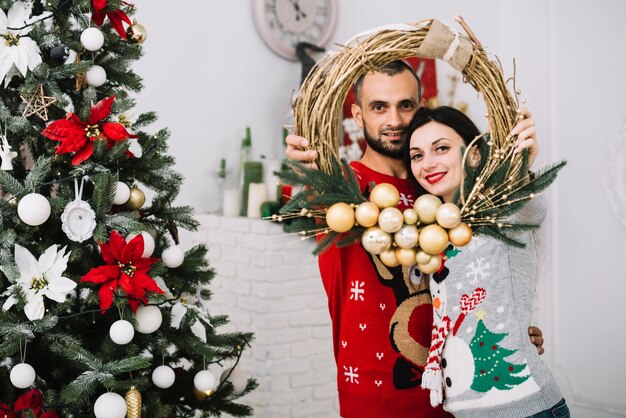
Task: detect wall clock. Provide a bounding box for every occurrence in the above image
[252,0,338,61]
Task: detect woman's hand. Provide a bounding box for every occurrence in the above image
[511,108,539,168]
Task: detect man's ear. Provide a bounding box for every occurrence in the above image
[351,103,363,128]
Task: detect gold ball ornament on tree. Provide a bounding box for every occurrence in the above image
[403,208,419,225]
[448,222,473,247]
[361,227,392,255]
[415,250,432,265]
[379,249,400,267]
[418,254,442,274]
[395,247,417,267]
[418,224,449,255]
[124,386,141,418]
[325,202,355,233]
[369,183,400,209]
[354,201,380,227]
[435,202,462,229]
[377,207,404,233]
[393,224,419,249]
[413,194,442,225]
[126,186,145,210]
[126,21,147,44]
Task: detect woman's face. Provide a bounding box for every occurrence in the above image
[408,121,466,203]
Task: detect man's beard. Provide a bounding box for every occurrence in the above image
[362,123,407,160]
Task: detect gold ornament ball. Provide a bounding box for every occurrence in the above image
[361,227,392,255]
[415,250,432,265]
[369,183,400,209]
[193,386,214,400]
[436,202,462,229]
[448,222,473,247]
[377,207,404,233]
[379,249,400,268]
[413,194,442,225]
[418,254,442,275]
[126,187,146,210]
[125,386,142,418]
[127,22,148,44]
[394,224,419,249]
[418,224,449,255]
[355,201,380,227]
[403,208,419,225]
[325,202,355,233]
[395,247,417,267]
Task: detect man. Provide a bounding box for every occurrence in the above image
[286,61,542,417]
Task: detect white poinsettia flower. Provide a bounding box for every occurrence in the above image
[2,244,76,320]
[0,2,50,86]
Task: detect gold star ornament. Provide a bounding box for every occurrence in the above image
[21,85,57,121]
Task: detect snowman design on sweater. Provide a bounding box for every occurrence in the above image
[422,239,541,412]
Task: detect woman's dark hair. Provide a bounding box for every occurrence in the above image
[403,105,482,196]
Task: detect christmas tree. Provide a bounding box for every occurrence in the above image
[469,315,528,392]
[0,1,256,416]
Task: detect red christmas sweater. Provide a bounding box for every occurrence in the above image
[318,162,452,418]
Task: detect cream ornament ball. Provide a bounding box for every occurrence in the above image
[152,365,176,389]
[403,208,419,225]
[435,203,462,229]
[448,222,473,247]
[415,250,432,265]
[361,227,392,255]
[394,224,419,249]
[194,370,218,393]
[395,247,417,267]
[220,367,249,396]
[369,183,400,209]
[85,65,107,87]
[377,207,404,233]
[413,194,442,225]
[354,201,380,227]
[418,224,449,255]
[109,319,134,345]
[379,249,400,268]
[94,392,127,418]
[325,202,355,233]
[17,193,51,226]
[10,363,36,388]
[418,254,442,275]
[113,182,131,205]
[134,304,162,334]
[162,245,185,268]
[126,231,155,258]
[81,27,105,51]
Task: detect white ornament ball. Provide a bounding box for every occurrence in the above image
[436,203,462,229]
[109,319,134,345]
[134,304,162,334]
[94,392,127,418]
[152,365,176,389]
[361,227,392,255]
[85,65,107,87]
[17,193,51,226]
[220,367,248,396]
[377,207,404,233]
[393,224,419,249]
[194,370,217,393]
[81,27,105,51]
[10,363,36,388]
[126,231,155,258]
[162,245,185,268]
[113,182,131,205]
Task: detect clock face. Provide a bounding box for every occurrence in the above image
[253,0,338,61]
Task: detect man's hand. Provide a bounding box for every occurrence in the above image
[285,134,319,170]
[511,108,539,168]
[528,325,544,355]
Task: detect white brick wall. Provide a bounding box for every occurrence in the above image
[189,214,340,418]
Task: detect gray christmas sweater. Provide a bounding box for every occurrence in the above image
[420,197,563,418]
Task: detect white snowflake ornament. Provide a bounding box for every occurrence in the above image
[2,244,75,320]
[0,2,50,86]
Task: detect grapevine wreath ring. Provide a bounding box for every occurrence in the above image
[279,16,564,257]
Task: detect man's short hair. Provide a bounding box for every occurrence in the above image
[352,60,422,105]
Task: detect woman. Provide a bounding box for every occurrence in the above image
[404,106,569,418]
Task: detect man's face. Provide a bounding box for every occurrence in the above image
[351,70,420,159]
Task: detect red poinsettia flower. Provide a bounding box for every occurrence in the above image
[42,96,137,166]
[81,230,163,312]
[4,389,59,418]
[92,0,132,39]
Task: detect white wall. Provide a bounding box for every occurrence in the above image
[134,1,626,417]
